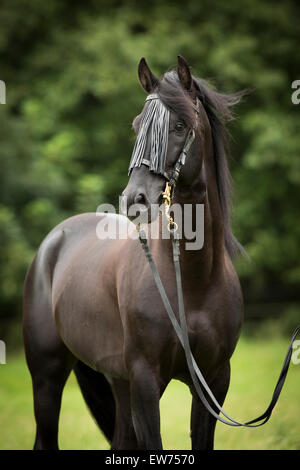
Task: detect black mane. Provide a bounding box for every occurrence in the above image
[157,70,245,258]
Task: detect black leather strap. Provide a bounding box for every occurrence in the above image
[137,226,300,427]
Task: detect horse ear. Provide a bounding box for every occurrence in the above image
[177,55,192,91]
[138,58,159,93]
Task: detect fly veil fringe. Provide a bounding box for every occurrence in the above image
[128,94,170,176]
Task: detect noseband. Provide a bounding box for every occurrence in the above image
[128,93,199,195]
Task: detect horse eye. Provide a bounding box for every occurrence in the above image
[175,121,186,132]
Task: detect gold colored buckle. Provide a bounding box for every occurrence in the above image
[162,182,177,232]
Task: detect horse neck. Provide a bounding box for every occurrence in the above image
[158,151,226,283]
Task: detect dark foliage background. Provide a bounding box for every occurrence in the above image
[0,0,299,342]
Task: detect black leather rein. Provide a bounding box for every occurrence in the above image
[135,94,300,427]
[137,224,300,427]
[132,92,300,427]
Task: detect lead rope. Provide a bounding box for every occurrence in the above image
[137,184,300,428]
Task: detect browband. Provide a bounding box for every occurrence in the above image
[128,93,199,186]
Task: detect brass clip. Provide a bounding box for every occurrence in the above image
[162,182,177,232]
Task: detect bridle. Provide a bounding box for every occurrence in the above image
[130,93,300,428]
[140,124,196,187]
[129,92,199,201]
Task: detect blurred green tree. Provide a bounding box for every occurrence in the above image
[0,0,299,337]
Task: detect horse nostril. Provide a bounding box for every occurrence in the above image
[134,193,146,205]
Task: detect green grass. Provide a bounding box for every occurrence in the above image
[0,334,299,450]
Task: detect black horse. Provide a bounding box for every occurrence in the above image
[23,56,246,449]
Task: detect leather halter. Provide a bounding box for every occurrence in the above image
[135,95,300,429]
[132,93,199,192]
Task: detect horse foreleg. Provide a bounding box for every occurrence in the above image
[129,358,163,450]
[189,361,231,450]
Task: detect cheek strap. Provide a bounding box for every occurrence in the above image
[168,128,196,187]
